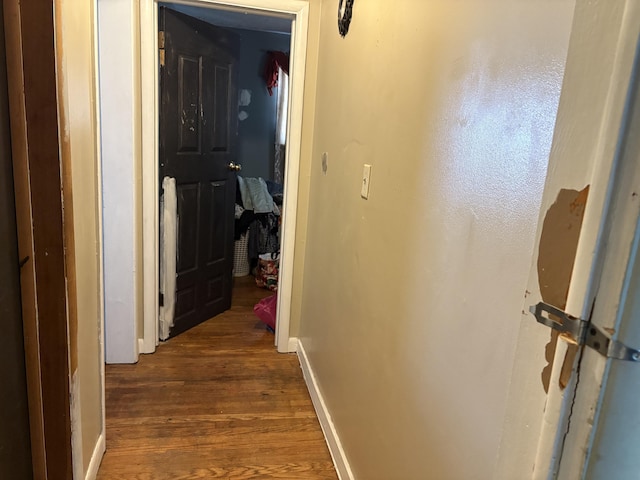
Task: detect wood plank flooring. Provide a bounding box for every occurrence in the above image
[97,276,337,479]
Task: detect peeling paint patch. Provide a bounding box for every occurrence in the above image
[537,186,589,392]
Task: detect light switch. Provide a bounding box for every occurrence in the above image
[361,164,372,199]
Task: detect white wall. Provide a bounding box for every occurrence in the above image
[98,0,140,364]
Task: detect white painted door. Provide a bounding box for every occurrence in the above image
[495,2,640,478]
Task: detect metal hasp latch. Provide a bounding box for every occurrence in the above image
[529,302,640,362]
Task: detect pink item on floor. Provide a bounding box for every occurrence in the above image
[254,294,277,331]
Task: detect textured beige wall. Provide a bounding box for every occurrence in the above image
[299,0,575,478]
[55,0,103,475]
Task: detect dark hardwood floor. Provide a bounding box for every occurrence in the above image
[97,276,337,479]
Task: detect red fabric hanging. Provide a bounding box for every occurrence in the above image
[264,51,290,96]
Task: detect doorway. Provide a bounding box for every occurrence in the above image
[157,3,292,340]
[139,0,309,355]
[99,0,310,363]
[140,0,309,353]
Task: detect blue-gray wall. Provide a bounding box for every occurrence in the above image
[231,28,290,181]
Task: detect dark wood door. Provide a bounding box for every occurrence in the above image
[159,8,239,338]
[0,3,33,476]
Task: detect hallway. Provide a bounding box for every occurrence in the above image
[97,277,337,479]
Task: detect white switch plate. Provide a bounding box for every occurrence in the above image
[361,164,372,199]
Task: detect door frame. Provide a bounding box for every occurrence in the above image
[0,2,34,476]
[531,8,640,477]
[554,35,640,478]
[140,0,309,352]
[4,0,75,476]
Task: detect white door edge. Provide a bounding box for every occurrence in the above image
[557,33,640,479]
[91,0,107,467]
[541,5,640,478]
[495,2,640,478]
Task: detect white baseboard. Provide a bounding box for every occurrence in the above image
[84,433,105,480]
[138,337,158,355]
[287,336,299,353]
[297,340,354,480]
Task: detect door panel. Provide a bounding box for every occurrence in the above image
[176,182,200,274]
[177,55,202,153]
[207,181,228,264]
[211,66,230,151]
[160,7,239,338]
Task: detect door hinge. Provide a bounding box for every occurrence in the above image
[159,293,164,307]
[530,302,640,362]
[158,31,165,67]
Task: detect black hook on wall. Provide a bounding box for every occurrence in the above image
[338,0,355,37]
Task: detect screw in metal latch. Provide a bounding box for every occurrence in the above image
[632,352,640,361]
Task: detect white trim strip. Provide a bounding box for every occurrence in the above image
[91,0,107,454]
[84,433,106,480]
[287,336,299,353]
[298,339,355,480]
[140,0,160,353]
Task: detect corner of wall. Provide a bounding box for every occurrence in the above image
[297,339,354,480]
[288,0,322,338]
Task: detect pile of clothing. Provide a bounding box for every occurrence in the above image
[234,176,281,262]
